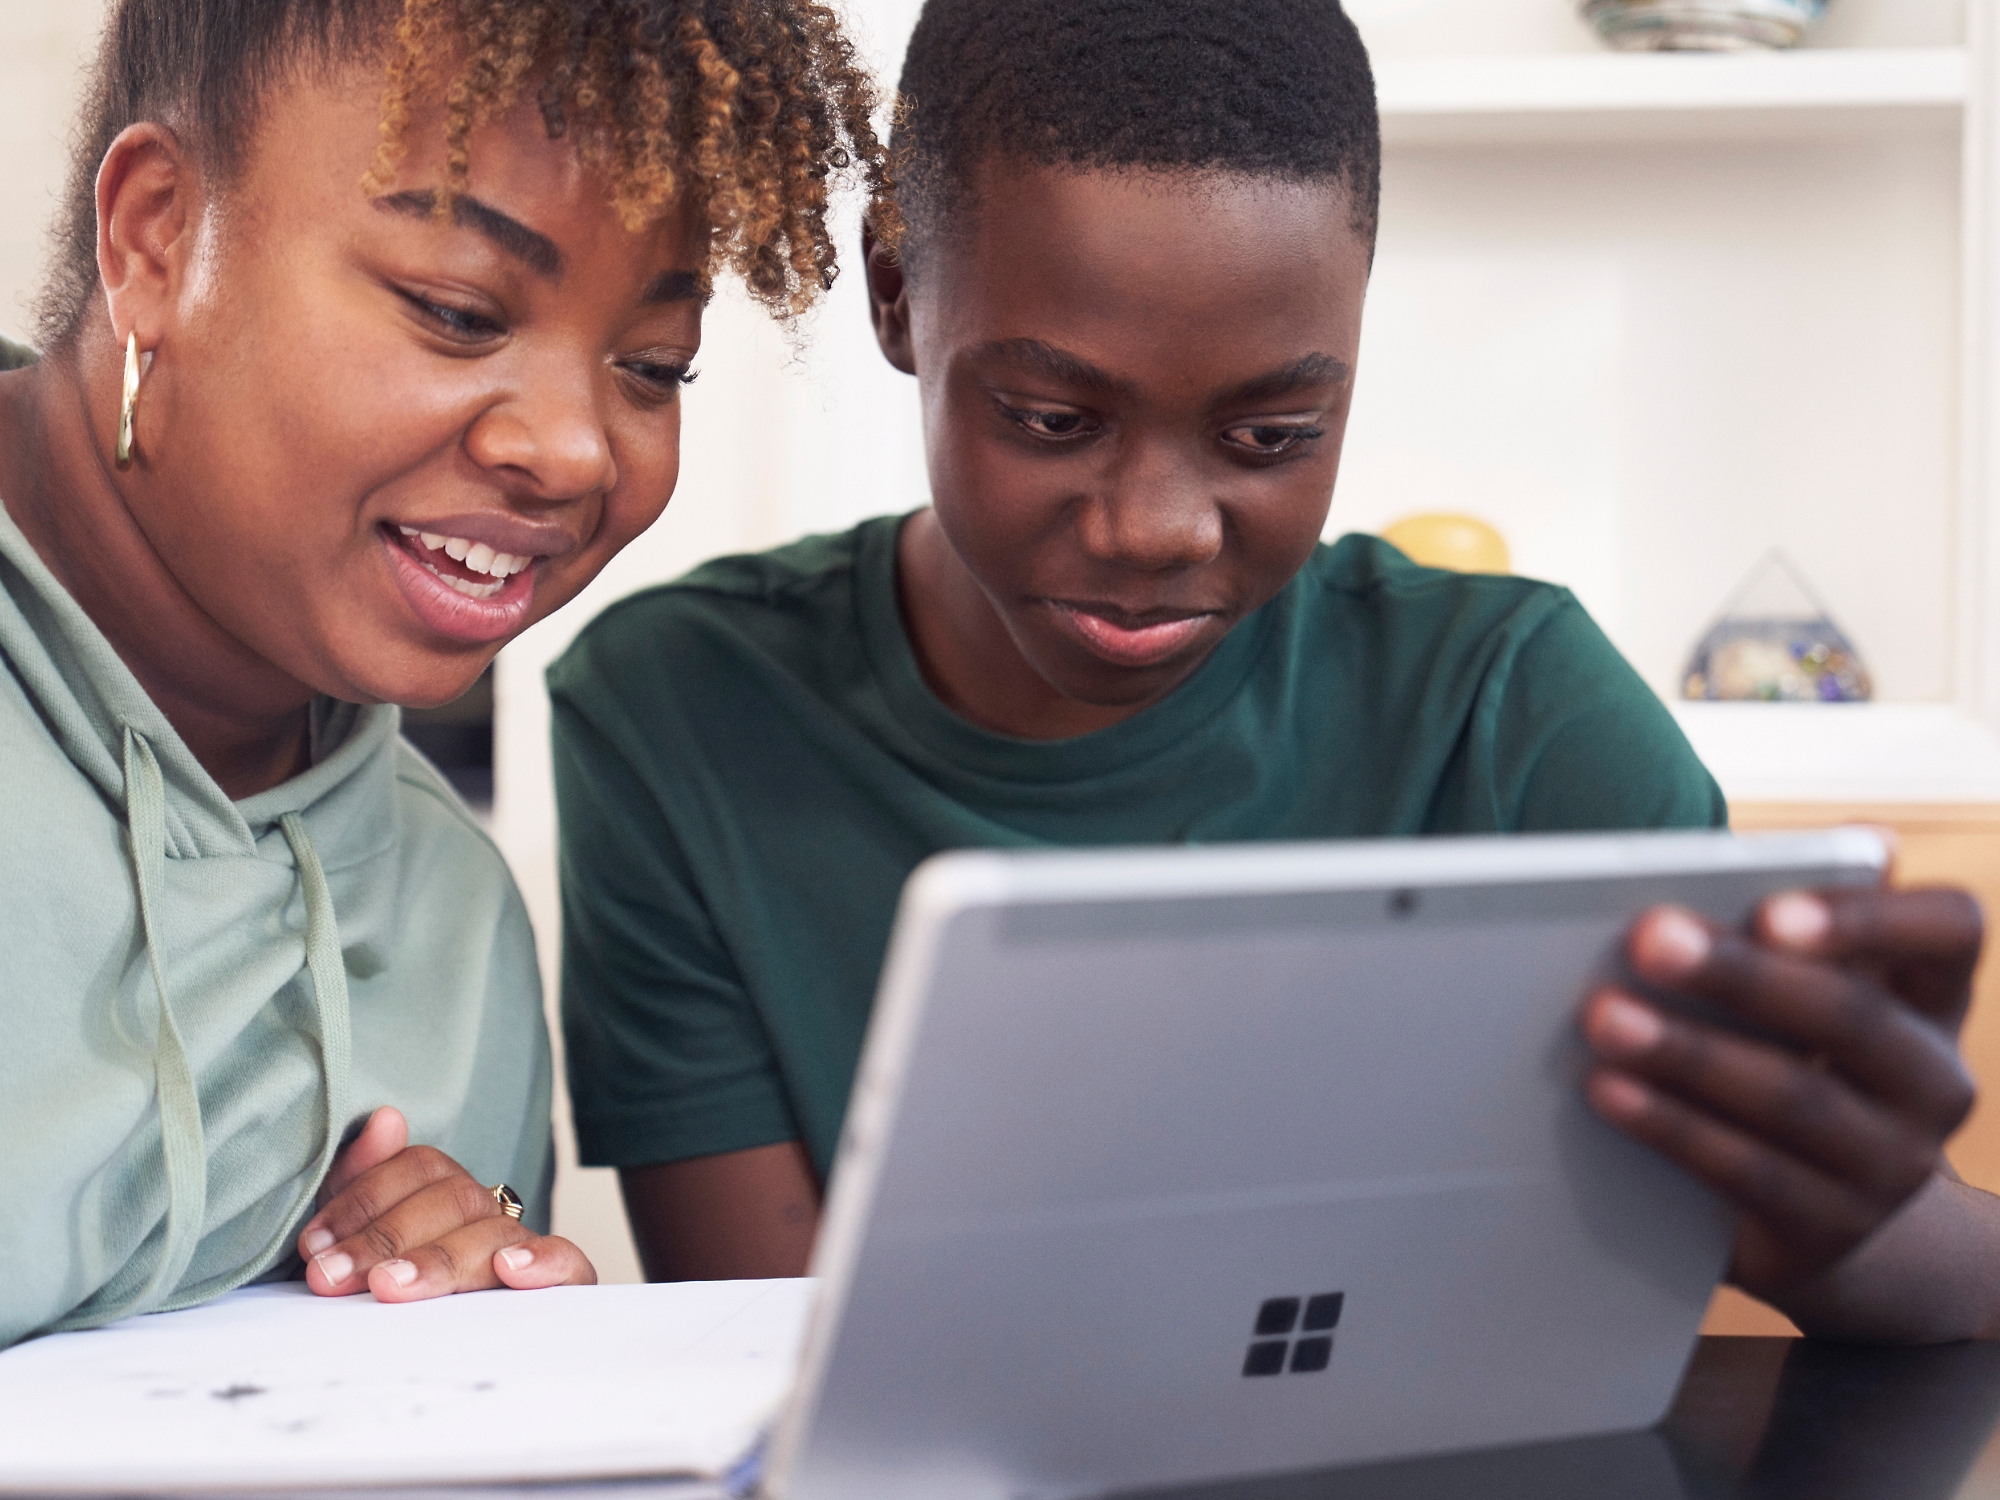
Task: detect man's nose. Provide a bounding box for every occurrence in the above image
[1078,437,1224,572]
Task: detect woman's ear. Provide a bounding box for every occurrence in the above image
[862,220,916,376]
[96,123,196,349]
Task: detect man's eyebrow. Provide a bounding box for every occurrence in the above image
[1220,353,1352,407]
[376,191,563,280]
[975,339,1134,397]
[974,341,1348,406]
[642,269,705,304]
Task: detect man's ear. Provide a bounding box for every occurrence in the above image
[862,219,916,376]
[96,123,196,351]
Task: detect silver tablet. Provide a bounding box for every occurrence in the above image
[765,829,1889,1500]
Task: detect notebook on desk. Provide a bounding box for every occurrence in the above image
[0,1278,807,1495]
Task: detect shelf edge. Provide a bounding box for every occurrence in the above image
[1671,703,2000,806]
[1377,47,1969,121]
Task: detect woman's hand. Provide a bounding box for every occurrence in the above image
[1581,885,1983,1303]
[298,1107,596,1302]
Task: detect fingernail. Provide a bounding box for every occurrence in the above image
[1590,1071,1651,1121]
[380,1259,418,1288]
[1649,908,1711,974]
[314,1251,353,1287]
[1593,994,1666,1056]
[302,1226,335,1256]
[1766,891,1832,950]
[498,1246,533,1272]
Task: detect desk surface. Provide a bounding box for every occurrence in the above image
[1117,1336,2000,1500]
[46,1336,2000,1500]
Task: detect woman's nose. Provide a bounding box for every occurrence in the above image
[464,363,618,501]
[1078,440,1224,572]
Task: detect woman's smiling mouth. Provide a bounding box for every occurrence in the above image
[396,525,534,599]
[1046,600,1218,668]
[382,522,549,643]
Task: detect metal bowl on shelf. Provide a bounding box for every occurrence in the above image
[1578,0,1826,51]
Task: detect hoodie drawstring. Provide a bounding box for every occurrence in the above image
[63,728,355,1327]
[73,729,210,1326]
[164,809,353,1308]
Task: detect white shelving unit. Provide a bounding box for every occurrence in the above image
[1345,3,2000,806]
[1377,47,1968,144]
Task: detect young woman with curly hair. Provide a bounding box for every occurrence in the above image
[0,0,888,1347]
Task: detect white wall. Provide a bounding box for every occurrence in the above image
[1342,133,1962,700]
[0,0,106,338]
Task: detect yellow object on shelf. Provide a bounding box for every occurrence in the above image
[1379,514,1512,575]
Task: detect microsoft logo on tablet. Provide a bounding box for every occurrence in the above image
[1242,1293,1343,1377]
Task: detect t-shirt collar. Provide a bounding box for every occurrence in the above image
[854,511,1277,785]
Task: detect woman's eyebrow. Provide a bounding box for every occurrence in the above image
[642,270,705,304]
[375,190,564,279]
[1218,353,1352,407]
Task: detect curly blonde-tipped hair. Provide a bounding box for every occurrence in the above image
[367,0,898,317]
[38,0,897,347]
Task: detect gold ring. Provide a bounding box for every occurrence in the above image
[489,1183,525,1221]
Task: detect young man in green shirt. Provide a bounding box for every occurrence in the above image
[551,0,2000,1340]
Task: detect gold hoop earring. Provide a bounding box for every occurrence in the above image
[116,332,140,470]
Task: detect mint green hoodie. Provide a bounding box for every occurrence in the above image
[0,350,553,1347]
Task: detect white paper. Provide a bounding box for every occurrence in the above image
[0,1279,816,1494]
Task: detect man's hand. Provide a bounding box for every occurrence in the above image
[1581,886,1982,1303]
[298,1107,596,1302]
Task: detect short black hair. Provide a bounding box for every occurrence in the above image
[890,0,1380,254]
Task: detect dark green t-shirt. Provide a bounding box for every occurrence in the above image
[548,515,1725,1181]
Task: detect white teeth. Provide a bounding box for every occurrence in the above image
[442,573,503,599]
[421,560,504,599]
[399,527,535,581]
